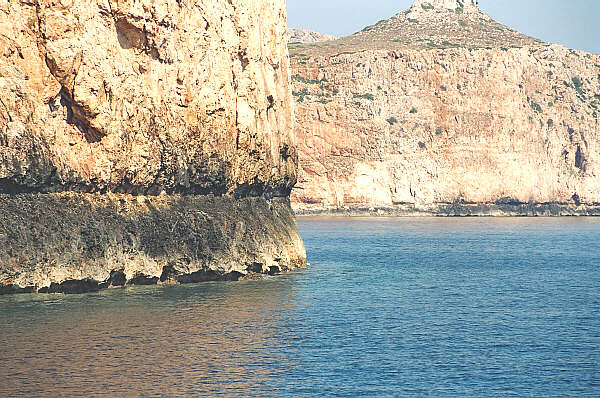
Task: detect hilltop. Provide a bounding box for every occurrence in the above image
[289,0,541,57]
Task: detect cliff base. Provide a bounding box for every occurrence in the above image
[0,194,306,294]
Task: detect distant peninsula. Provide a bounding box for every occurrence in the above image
[289,0,599,216]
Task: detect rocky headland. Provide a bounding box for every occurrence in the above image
[289,0,599,216]
[0,0,306,293]
[288,28,336,44]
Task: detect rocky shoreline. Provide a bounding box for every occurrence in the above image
[294,202,600,217]
[0,193,305,294]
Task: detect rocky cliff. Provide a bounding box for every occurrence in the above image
[290,1,600,216]
[0,0,306,293]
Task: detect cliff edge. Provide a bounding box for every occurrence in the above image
[0,0,306,293]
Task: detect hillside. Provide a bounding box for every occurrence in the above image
[289,0,600,216]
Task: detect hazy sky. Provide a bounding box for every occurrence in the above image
[287,0,600,54]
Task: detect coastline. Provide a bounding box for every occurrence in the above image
[0,193,306,295]
[293,202,600,217]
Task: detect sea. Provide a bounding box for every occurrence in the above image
[0,217,598,397]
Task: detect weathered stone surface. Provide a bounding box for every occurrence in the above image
[411,0,479,13]
[290,4,599,215]
[0,194,305,293]
[0,0,296,196]
[0,0,306,293]
[293,202,600,217]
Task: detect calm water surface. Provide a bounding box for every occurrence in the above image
[1,217,599,397]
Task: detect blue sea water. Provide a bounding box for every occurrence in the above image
[0,217,598,397]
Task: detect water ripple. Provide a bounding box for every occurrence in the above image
[0,217,598,397]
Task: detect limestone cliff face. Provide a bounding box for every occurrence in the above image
[1,0,296,197]
[0,0,306,293]
[290,5,599,215]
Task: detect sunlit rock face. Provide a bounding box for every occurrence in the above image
[288,4,600,215]
[0,0,297,196]
[0,0,306,293]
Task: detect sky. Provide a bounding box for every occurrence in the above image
[287,0,600,54]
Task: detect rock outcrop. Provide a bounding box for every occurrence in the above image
[288,29,336,44]
[290,1,600,215]
[411,0,479,13]
[0,0,306,293]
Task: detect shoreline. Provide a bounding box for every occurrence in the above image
[293,202,600,217]
[0,193,306,295]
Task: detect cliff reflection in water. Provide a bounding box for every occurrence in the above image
[0,279,301,397]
